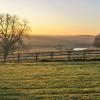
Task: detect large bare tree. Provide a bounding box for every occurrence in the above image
[0,14,29,62]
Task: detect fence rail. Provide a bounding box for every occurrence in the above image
[1,50,100,63]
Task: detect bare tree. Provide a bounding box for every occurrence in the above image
[0,14,30,62]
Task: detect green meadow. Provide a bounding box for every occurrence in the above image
[0,61,100,100]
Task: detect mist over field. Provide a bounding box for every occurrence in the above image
[23,35,95,51]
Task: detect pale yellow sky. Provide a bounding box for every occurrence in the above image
[0,0,100,35]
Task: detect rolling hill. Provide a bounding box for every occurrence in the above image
[23,35,95,51]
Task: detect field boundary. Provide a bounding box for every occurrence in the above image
[0,50,100,63]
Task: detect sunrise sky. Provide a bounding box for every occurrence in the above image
[0,0,100,35]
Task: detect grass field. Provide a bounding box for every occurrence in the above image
[0,61,100,100]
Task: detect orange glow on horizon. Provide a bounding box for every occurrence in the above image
[30,24,99,36]
[0,0,100,36]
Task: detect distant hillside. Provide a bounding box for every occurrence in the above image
[23,35,95,51]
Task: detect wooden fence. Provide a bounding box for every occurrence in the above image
[0,50,100,63]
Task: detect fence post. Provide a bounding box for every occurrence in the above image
[51,52,54,61]
[3,55,7,63]
[83,51,86,60]
[68,51,70,61]
[35,53,38,62]
[18,53,20,63]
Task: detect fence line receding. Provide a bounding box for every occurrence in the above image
[0,50,100,63]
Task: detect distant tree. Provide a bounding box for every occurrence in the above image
[0,13,30,62]
[93,34,100,48]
